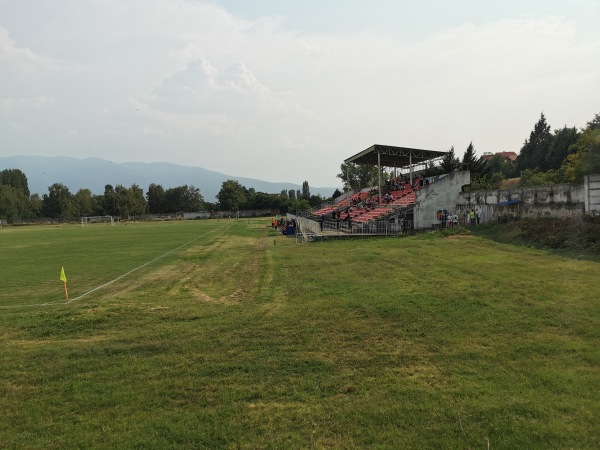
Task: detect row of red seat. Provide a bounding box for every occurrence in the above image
[313,186,416,223]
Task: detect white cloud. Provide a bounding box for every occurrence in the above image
[0,26,73,73]
[143,57,320,142]
[0,96,56,114]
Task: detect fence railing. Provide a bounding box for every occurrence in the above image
[291,213,414,240]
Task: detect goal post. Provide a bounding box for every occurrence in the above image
[81,216,115,226]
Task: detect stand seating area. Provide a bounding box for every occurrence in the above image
[310,180,426,229]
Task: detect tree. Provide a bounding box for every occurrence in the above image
[440,146,459,173]
[0,185,28,221]
[586,113,600,131]
[147,183,166,214]
[337,162,379,190]
[421,159,443,178]
[164,186,186,212]
[203,201,218,211]
[103,184,118,216]
[545,126,580,170]
[114,185,131,216]
[283,198,310,214]
[217,180,247,210]
[484,154,517,179]
[126,184,148,215]
[179,185,204,212]
[100,184,147,217]
[42,183,74,218]
[517,112,552,171]
[562,125,600,182]
[462,142,483,175]
[520,169,562,187]
[247,191,279,210]
[301,181,310,200]
[29,193,43,218]
[309,194,323,207]
[561,112,600,182]
[0,169,31,220]
[288,189,296,201]
[0,169,30,197]
[73,188,97,217]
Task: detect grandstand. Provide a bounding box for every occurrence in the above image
[293,144,472,240]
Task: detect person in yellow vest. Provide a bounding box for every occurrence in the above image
[469,209,476,225]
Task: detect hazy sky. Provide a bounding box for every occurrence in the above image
[1,0,599,187]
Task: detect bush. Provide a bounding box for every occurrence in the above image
[518,216,600,252]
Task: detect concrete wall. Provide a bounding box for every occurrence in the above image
[183,212,211,219]
[413,174,600,229]
[414,171,471,229]
[182,209,273,219]
[456,183,586,222]
[458,183,585,207]
[585,174,600,214]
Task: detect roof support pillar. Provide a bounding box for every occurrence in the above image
[346,165,350,198]
[409,153,413,184]
[378,151,382,202]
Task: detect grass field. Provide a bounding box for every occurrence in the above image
[0,219,598,448]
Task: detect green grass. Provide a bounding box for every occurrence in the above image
[0,220,229,306]
[0,219,598,448]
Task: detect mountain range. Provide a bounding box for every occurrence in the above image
[0,156,338,201]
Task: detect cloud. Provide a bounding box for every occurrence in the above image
[150,58,310,116]
[0,1,598,186]
[141,57,321,155]
[0,26,71,72]
[0,96,56,115]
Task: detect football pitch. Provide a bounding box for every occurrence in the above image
[0,220,230,308]
[0,219,598,448]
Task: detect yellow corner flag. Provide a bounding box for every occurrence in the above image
[60,266,69,302]
[60,266,67,283]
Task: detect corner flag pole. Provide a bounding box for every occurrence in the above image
[60,266,69,302]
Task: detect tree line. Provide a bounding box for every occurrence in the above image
[3,111,597,222]
[0,174,326,222]
[215,179,327,213]
[337,112,600,191]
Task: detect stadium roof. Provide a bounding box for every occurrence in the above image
[344,144,447,168]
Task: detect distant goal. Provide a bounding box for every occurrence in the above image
[81,215,115,226]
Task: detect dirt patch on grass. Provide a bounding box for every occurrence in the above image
[393,364,447,389]
[446,234,473,240]
[11,334,110,347]
[147,306,169,311]
[191,288,242,304]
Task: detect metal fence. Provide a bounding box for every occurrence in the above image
[291,214,415,243]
